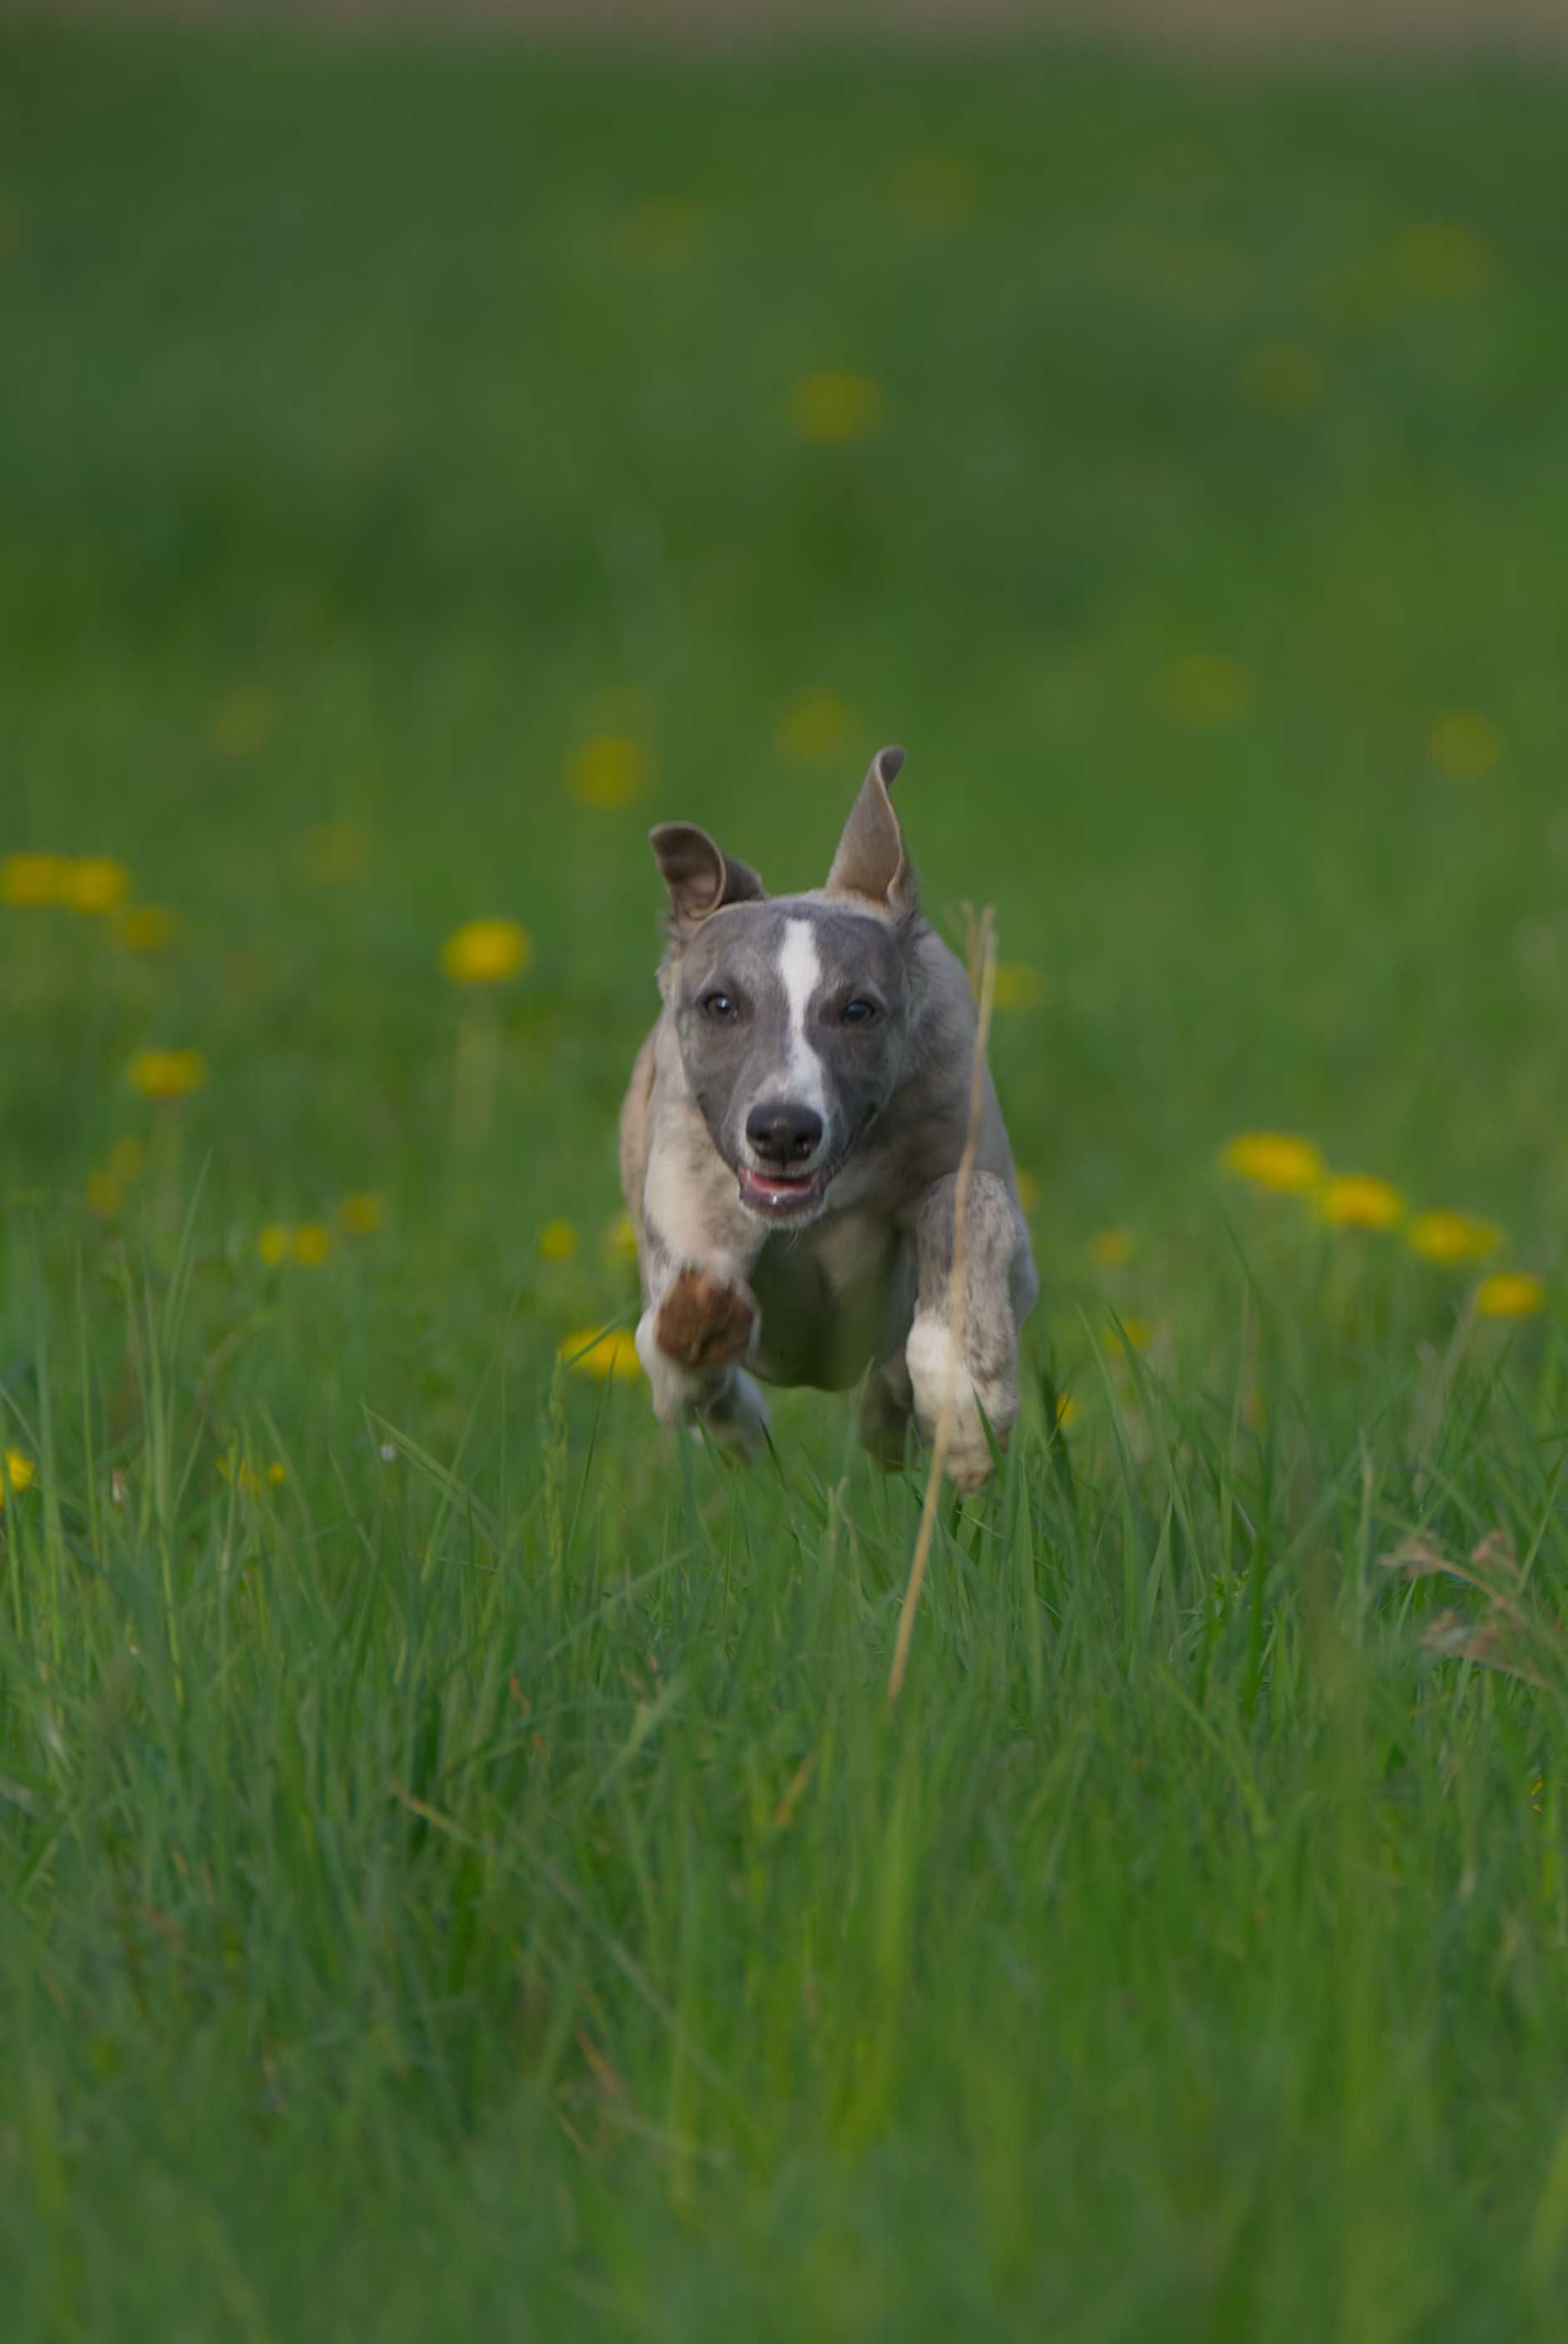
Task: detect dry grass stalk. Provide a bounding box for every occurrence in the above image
[887,907,998,1708]
[1380,1528,1526,1617]
[1383,1527,1555,1685]
[1417,1607,1548,1687]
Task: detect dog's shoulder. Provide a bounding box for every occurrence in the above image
[890,923,1025,1193]
[901,922,983,1087]
[618,1025,661,1227]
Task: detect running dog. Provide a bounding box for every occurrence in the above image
[619,747,1038,1491]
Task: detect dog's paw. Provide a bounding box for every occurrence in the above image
[654,1268,757,1372]
[943,1436,998,1496]
[701,1369,770,1460]
[905,1314,1009,1495]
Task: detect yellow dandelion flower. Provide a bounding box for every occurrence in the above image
[1120,1316,1155,1352]
[1156,654,1252,728]
[565,733,648,811]
[1475,1272,1546,1320]
[1406,1210,1504,1266]
[611,195,702,274]
[86,1171,122,1220]
[559,1325,643,1384]
[1053,1391,1079,1429]
[257,1223,291,1267]
[441,917,533,987]
[209,686,278,759]
[1092,1226,1137,1267]
[1,851,66,906]
[115,902,174,954]
[885,154,979,233]
[217,1455,288,1494]
[126,1049,207,1101]
[539,1219,579,1264]
[1316,1174,1406,1231]
[61,856,131,915]
[1220,1131,1324,1193]
[1428,710,1501,782]
[292,1223,333,1268]
[338,1191,387,1236]
[1238,338,1328,417]
[109,1136,145,1181]
[606,1210,640,1265]
[1393,221,1489,299]
[0,1448,36,1505]
[787,372,885,447]
[1014,1171,1042,1216]
[775,688,855,767]
[992,963,1048,1013]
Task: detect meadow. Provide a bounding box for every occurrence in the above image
[5,22,1568,2338]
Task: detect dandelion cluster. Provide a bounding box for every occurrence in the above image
[3,852,131,911]
[217,1454,288,1494]
[258,1222,335,1269]
[1220,1130,1544,1316]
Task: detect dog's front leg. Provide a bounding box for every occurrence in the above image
[633,1161,769,1453]
[635,1261,769,1455]
[905,1171,1034,1493]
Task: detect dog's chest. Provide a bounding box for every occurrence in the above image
[749,1210,904,1392]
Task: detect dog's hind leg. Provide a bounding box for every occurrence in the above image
[700,1368,770,1459]
[857,1354,913,1473]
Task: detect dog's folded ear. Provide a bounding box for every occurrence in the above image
[825,746,915,919]
[649,822,767,936]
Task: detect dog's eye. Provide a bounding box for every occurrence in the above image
[701,990,737,1021]
[841,997,880,1025]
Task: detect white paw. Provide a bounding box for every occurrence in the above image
[905,1314,1008,1493]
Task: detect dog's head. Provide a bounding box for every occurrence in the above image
[649,746,920,1226]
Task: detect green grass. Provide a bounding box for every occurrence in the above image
[5,23,1568,2339]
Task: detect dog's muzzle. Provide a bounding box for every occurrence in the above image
[739,1099,831,1219]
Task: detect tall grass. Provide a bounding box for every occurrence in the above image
[5,1198,1568,2338]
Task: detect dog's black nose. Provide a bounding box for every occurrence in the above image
[746,1100,824,1165]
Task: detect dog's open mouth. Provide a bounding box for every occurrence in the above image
[737,1164,830,1219]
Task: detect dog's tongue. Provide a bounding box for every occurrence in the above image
[740,1166,816,1209]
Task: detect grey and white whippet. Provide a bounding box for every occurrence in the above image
[619,747,1038,1492]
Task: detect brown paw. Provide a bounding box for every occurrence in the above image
[655,1270,757,1370]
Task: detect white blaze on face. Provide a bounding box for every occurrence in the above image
[778,916,829,1131]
